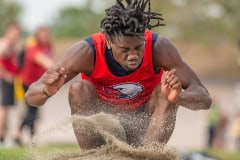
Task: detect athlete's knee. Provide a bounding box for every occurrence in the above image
[147,84,178,115]
[68,81,97,113]
[69,80,96,97]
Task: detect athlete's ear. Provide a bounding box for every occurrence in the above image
[106,39,111,49]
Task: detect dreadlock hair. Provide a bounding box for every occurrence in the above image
[101,0,164,39]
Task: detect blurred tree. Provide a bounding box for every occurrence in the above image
[52,0,235,43]
[52,1,104,39]
[52,8,99,38]
[149,0,233,43]
[0,0,21,35]
[211,0,240,46]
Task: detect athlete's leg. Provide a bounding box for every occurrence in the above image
[68,80,105,150]
[144,85,178,145]
[119,110,150,146]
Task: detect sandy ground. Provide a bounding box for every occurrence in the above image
[6,78,240,151]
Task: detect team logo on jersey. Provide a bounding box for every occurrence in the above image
[103,82,144,99]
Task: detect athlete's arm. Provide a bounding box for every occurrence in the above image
[153,36,212,110]
[25,41,95,107]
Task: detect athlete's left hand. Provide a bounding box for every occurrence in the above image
[161,69,182,103]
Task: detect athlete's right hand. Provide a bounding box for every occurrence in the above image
[42,67,67,97]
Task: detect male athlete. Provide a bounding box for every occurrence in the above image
[25,0,212,149]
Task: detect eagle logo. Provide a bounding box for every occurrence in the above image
[103,82,144,99]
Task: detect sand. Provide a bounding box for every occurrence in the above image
[30,112,177,160]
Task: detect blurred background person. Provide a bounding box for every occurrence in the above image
[0,21,21,147]
[231,111,240,150]
[17,36,37,72]
[207,103,229,150]
[207,104,219,148]
[14,26,54,145]
[213,112,228,150]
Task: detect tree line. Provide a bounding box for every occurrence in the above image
[0,0,239,46]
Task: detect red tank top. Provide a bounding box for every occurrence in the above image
[20,43,52,86]
[82,30,163,110]
[0,54,17,77]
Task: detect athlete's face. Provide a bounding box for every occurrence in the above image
[109,35,145,72]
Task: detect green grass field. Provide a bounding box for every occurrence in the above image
[0,144,79,160]
[0,145,240,160]
[204,149,240,160]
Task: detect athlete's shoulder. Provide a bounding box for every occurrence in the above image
[68,40,94,58]
[65,40,95,74]
[153,35,183,69]
[154,35,176,50]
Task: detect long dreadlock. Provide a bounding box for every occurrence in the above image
[100,0,164,39]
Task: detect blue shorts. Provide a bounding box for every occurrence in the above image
[0,79,15,107]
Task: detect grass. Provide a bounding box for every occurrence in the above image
[1,145,240,160]
[0,147,29,160]
[0,144,79,160]
[206,149,240,160]
[183,149,240,160]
